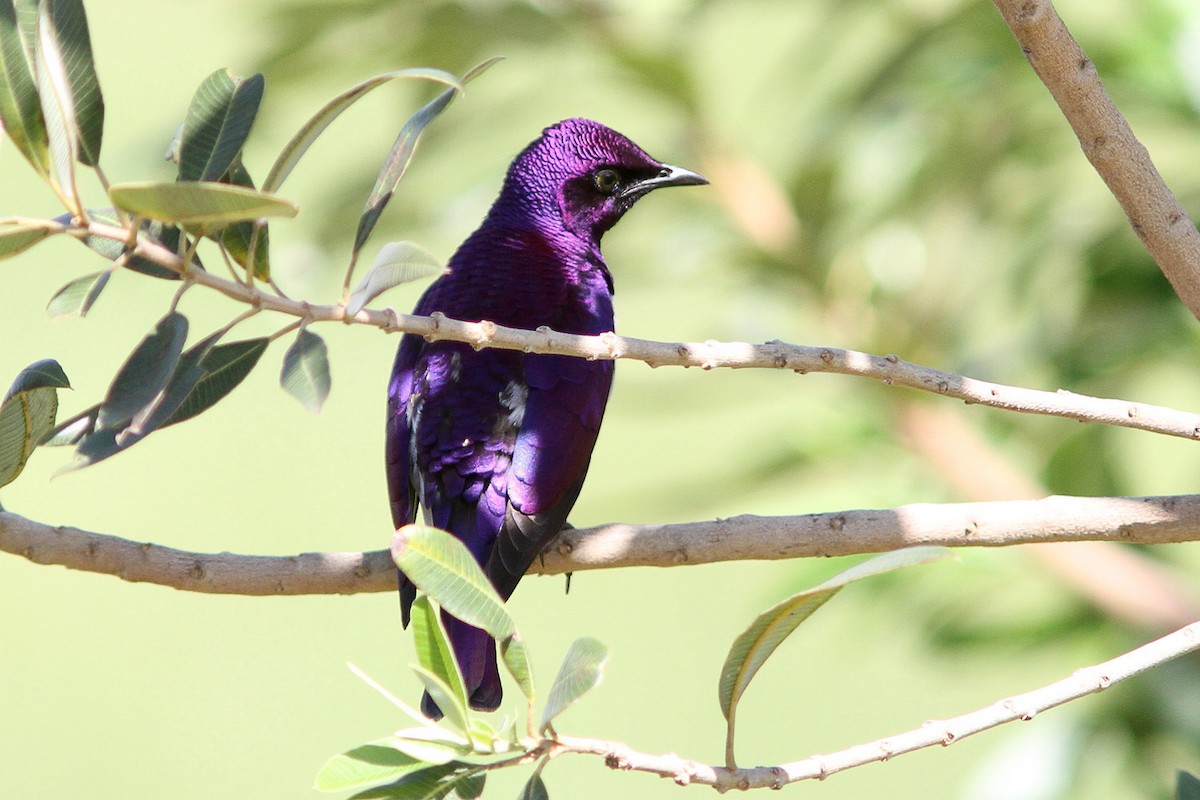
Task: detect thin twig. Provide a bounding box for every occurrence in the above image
[550,620,1200,790]
[3,494,1199,595]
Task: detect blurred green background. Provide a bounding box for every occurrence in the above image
[4,0,1200,797]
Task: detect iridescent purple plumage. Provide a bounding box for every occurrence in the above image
[386,118,706,716]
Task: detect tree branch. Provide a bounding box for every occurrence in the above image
[990,0,1200,319]
[4,494,1200,594]
[548,620,1200,790]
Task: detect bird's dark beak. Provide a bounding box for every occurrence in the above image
[620,163,709,198]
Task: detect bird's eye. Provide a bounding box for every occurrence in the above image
[592,168,621,195]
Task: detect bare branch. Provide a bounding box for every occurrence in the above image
[4,494,1200,595]
[59,222,1200,445]
[990,0,1200,319]
[550,620,1200,790]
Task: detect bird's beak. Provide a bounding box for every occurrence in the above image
[620,163,709,197]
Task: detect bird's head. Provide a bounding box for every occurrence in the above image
[500,118,708,241]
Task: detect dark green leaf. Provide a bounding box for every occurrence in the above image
[391,525,515,641]
[0,0,48,176]
[517,774,548,800]
[451,773,484,800]
[314,741,426,793]
[411,595,469,718]
[64,210,189,280]
[46,268,108,318]
[96,311,188,430]
[109,181,297,226]
[177,69,263,183]
[43,0,103,165]
[280,329,330,413]
[217,161,269,280]
[346,241,445,316]
[718,547,951,767]
[41,402,95,446]
[349,57,500,273]
[0,217,55,259]
[264,67,460,194]
[540,637,607,730]
[161,337,268,427]
[0,358,69,488]
[1179,771,1200,800]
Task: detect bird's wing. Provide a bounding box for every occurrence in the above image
[487,351,614,599]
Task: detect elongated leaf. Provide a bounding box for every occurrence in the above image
[347,763,461,800]
[177,69,262,182]
[46,268,108,318]
[0,0,48,176]
[385,730,470,767]
[347,241,445,316]
[63,210,188,280]
[499,633,534,704]
[96,311,187,430]
[539,637,607,731]
[109,181,297,226]
[34,0,79,212]
[517,774,548,800]
[451,772,484,799]
[41,402,95,446]
[280,329,330,413]
[161,337,268,427]
[264,67,460,194]
[718,547,952,767]
[349,57,500,273]
[315,741,426,793]
[412,665,470,739]
[0,217,54,258]
[391,525,515,641]
[411,595,469,716]
[0,358,69,488]
[43,0,102,165]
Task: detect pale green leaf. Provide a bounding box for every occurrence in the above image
[0,358,68,488]
[280,329,330,413]
[108,181,297,226]
[34,0,79,212]
[42,0,102,165]
[315,741,426,793]
[412,665,470,739]
[45,268,108,318]
[499,633,534,705]
[411,595,469,718]
[391,524,515,641]
[347,241,445,316]
[539,637,607,731]
[263,67,460,194]
[0,216,55,259]
[346,763,461,800]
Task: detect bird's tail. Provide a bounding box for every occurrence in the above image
[421,612,502,719]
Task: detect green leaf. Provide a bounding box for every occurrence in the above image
[718,547,952,767]
[0,0,48,176]
[315,741,426,793]
[411,595,470,718]
[33,0,80,212]
[40,402,95,446]
[108,181,297,226]
[451,772,484,800]
[539,637,607,731]
[499,633,535,705]
[411,665,471,739]
[160,337,268,427]
[1179,771,1200,800]
[0,358,69,489]
[348,57,500,276]
[347,763,461,800]
[391,524,515,641]
[346,241,446,316]
[64,210,189,280]
[0,217,55,259]
[177,69,263,183]
[45,268,108,318]
[280,329,330,413]
[386,730,471,767]
[516,774,548,800]
[43,0,103,166]
[217,161,269,280]
[96,311,188,430]
[263,67,460,194]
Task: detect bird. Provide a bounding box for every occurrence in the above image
[386,118,707,717]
